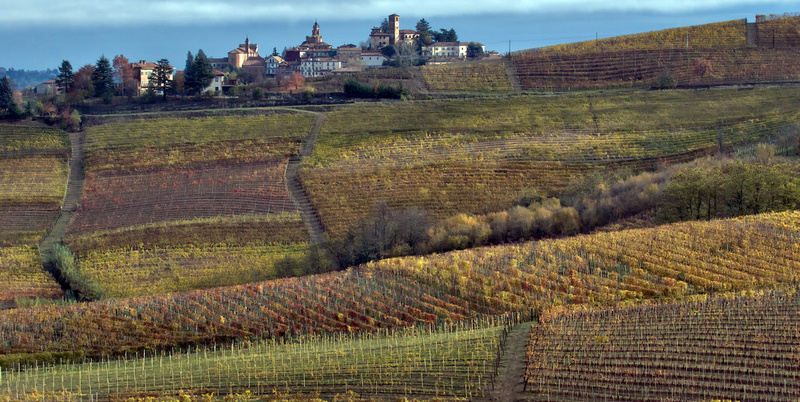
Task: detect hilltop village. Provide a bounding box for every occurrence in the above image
[30,14,488,97]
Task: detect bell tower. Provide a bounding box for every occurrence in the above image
[389,14,400,45]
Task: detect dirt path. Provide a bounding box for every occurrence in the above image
[487,321,534,402]
[286,113,326,244]
[39,130,85,291]
[505,60,523,92]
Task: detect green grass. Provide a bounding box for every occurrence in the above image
[0,319,507,400]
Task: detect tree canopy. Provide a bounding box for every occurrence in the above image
[467,42,484,58]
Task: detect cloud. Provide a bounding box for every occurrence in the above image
[2,0,796,26]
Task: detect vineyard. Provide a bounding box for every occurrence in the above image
[2,210,799,360]
[68,162,297,234]
[511,16,800,90]
[301,87,800,235]
[0,317,511,400]
[0,240,63,309]
[421,61,514,92]
[0,124,70,309]
[526,287,800,401]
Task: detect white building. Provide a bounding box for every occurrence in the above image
[205,70,226,93]
[422,42,486,59]
[265,55,286,76]
[360,52,387,68]
[299,58,342,77]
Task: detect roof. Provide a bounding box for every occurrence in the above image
[361,52,386,57]
[267,55,285,63]
[211,70,226,76]
[131,62,158,69]
[399,30,418,34]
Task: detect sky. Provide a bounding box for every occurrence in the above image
[0,0,797,71]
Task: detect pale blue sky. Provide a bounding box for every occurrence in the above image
[0,0,796,70]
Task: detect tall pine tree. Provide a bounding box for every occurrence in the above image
[91,55,115,99]
[191,50,214,95]
[183,51,195,95]
[150,58,173,100]
[0,76,19,118]
[56,60,74,93]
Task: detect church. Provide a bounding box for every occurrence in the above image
[208,38,266,76]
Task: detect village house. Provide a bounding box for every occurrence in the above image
[265,55,286,76]
[130,60,174,94]
[34,79,58,95]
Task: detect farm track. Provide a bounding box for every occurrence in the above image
[486,321,535,402]
[287,112,326,243]
[39,130,85,293]
[505,61,523,92]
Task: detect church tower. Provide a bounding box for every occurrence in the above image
[389,14,400,45]
[306,20,323,44]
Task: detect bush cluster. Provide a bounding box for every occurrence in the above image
[343,79,408,99]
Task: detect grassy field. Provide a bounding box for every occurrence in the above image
[526,287,800,400]
[0,317,509,400]
[301,86,800,236]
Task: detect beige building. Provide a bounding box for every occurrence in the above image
[369,14,417,49]
[131,60,174,94]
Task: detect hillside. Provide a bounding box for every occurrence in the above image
[3,13,800,401]
[0,124,69,308]
[54,113,317,299]
[2,210,799,359]
[301,86,800,237]
[511,15,800,90]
